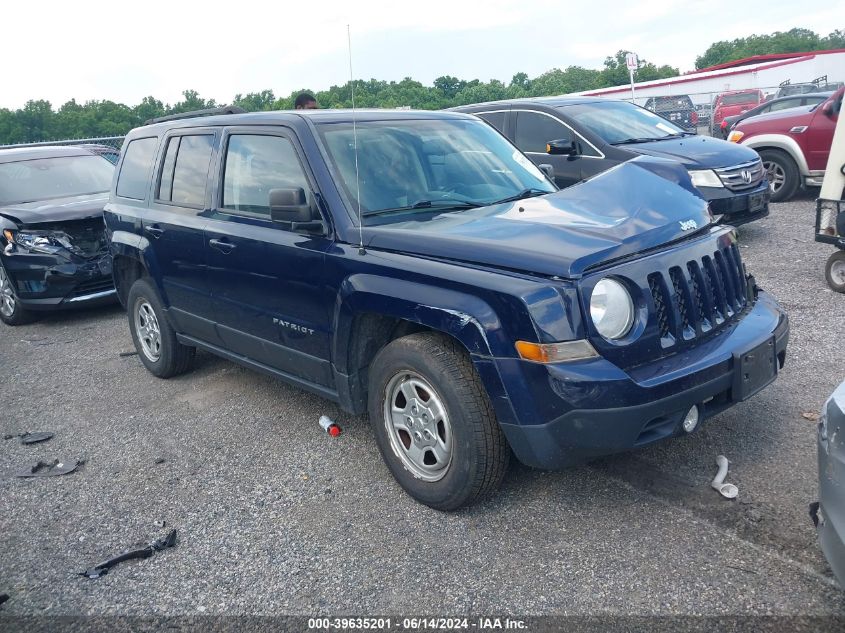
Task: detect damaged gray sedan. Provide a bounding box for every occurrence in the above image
[813,380,845,588]
[0,146,116,325]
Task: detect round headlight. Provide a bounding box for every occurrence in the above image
[590,278,635,340]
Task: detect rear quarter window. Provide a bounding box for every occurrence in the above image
[116,137,159,200]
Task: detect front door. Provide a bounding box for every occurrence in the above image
[512,110,584,189]
[805,92,842,171]
[204,128,334,387]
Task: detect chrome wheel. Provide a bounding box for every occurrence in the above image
[763,160,785,194]
[0,266,15,318]
[383,371,452,482]
[134,298,162,361]
[831,259,845,287]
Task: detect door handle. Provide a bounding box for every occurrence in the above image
[209,238,236,254]
[145,225,164,238]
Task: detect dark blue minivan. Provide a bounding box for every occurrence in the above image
[104,108,788,510]
[452,97,770,226]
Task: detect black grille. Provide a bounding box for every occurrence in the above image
[669,267,691,333]
[649,245,748,347]
[648,273,671,340]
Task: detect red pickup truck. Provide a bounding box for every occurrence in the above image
[712,89,764,134]
[728,87,844,201]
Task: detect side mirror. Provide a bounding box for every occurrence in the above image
[546,139,578,156]
[538,164,555,180]
[822,101,834,116]
[269,188,325,234]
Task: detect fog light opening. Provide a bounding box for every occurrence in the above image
[682,405,700,434]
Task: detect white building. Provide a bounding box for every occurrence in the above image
[576,49,845,106]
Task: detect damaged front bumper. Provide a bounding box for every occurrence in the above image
[1,247,115,310]
[815,381,845,588]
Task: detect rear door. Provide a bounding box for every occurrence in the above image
[203,127,334,387]
[474,110,510,137]
[145,130,219,342]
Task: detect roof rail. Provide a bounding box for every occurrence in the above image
[144,105,247,126]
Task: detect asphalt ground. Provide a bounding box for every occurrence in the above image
[1,193,844,628]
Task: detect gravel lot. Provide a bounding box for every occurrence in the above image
[1,194,844,624]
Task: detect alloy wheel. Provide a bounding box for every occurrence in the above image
[383,371,453,482]
[134,298,162,361]
[763,160,785,194]
[0,266,16,318]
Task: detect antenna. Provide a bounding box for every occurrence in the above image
[348,24,365,255]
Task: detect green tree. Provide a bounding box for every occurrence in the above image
[133,96,167,125]
[233,90,276,112]
[695,27,843,69]
[171,90,217,114]
[599,50,678,88]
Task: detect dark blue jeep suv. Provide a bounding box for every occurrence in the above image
[104,108,789,510]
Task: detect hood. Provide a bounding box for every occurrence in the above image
[363,162,712,279]
[736,104,815,129]
[0,193,108,226]
[624,134,760,169]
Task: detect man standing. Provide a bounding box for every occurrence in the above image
[294,93,318,109]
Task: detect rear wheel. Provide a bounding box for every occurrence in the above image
[368,332,509,511]
[825,251,845,293]
[0,263,37,326]
[127,278,195,377]
[759,149,799,202]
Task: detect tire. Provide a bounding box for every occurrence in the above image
[825,251,845,294]
[0,262,38,326]
[759,149,799,202]
[368,332,509,511]
[126,278,195,378]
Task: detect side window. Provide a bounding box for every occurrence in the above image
[514,112,572,153]
[116,137,158,200]
[769,100,796,112]
[156,134,214,207]
[222,135,309,217]
[476,112,506,134]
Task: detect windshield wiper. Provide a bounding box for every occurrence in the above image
[363,199,480,217]
[612,132,693,145]
[611,137,667,145]
[488,188,550,206]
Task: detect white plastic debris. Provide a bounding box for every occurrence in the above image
[711,455,738,499]
[318,415,341,437]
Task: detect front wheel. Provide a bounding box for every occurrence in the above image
[127,278,195,377]
[759,149,799,202]
[826,251,845,293]
[0,262,37,326]
[368,332,509,511]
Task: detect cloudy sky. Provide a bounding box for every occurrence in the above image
[2,0,843,109]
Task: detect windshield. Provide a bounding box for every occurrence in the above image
[560,100,686,145]
[649,96,693,110]
[719,93,759,106]
[316,118,555,223]
[0,155,114,205]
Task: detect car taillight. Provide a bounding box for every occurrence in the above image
[720,120,727,129]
